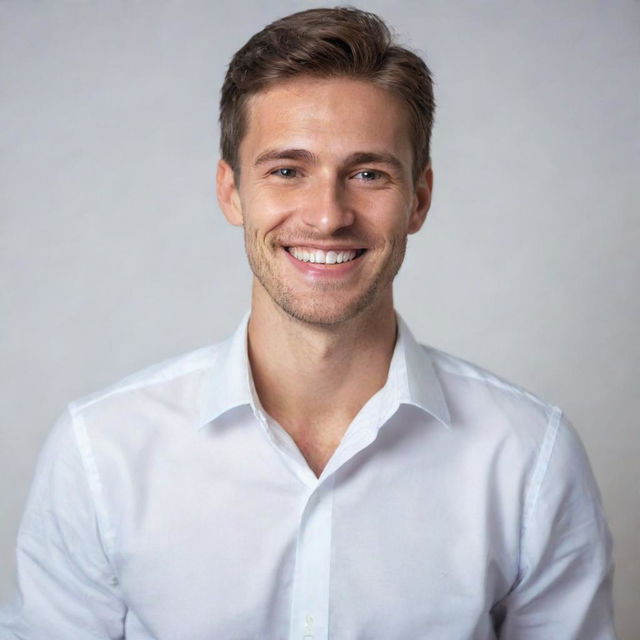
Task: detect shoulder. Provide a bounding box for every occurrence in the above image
[66,341,227,430]
[421,344,603,522]
[423,345,602,504]
[425,344,557,428]
[417,343,586,481]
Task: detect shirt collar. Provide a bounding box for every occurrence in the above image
[200,311,451,430]
[199,311,254,427]
[392,314,451,429]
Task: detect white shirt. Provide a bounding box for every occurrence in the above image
[0,313,615,639]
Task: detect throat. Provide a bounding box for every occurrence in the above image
[274,415,351,478]
[247,302,398,473]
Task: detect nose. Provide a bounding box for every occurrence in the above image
[300,176,355,234]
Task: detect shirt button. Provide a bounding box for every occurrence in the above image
[304,613,314,638]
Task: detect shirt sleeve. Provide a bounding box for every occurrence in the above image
[0,408,126,639]
[493,410,616,639]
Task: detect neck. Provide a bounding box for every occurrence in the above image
[247,282,398,439]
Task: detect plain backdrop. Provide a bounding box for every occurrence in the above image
[1,1,638,637]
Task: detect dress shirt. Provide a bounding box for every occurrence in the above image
[0,313,615,639]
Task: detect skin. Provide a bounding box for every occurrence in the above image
[217,77,432,476]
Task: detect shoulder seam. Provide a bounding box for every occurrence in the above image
[69,350,219,414]
[516,406,563,580]
[69,407,120,576]
[425,345,550,411]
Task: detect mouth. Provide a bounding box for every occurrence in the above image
[285,246,366,265]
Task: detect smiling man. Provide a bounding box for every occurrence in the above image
[0,7,616,640]
[216,74,431,479]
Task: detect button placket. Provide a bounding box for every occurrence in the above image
[289,477,335,640]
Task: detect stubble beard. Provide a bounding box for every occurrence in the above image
[244,229,407,327]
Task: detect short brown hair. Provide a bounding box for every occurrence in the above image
[219,7,435,183]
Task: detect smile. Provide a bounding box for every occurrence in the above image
[285,247,365,265]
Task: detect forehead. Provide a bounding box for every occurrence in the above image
[240,77,413,162]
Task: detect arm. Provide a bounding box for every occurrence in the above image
[493,410,616,639]
[0,409,126,639]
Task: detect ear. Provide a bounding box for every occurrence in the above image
[408,164,433,234]
[216,159,244,226]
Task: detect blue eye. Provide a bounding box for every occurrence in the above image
[273,168,297,178]
[354,170,380,181]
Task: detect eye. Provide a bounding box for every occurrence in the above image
[271,167,298,179]
[353,170,382,181]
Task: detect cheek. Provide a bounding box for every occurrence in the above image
[356,198,411,237]
[244,189,298,232]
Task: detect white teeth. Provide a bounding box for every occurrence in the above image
[288,247,359,264]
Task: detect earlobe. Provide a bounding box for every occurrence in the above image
[408,165,433,234]
[216,159,244,226]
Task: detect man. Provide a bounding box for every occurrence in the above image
[0,7,615,639]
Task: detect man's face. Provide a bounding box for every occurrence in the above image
[217,76,431,326]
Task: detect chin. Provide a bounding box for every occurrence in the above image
[249,251,398,327]
[279,306,359,327]
[273,289,383,327]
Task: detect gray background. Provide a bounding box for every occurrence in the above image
[1,1,638,637]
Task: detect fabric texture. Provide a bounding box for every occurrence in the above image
[0,313,616,639]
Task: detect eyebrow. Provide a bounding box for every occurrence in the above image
[254,148,317,167]
[253,148,406,173]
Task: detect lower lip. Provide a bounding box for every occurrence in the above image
[283,248,364,279]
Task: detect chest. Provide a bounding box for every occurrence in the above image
[114,452,518,640]
[103,407,524,640]
[291,428,344,477]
